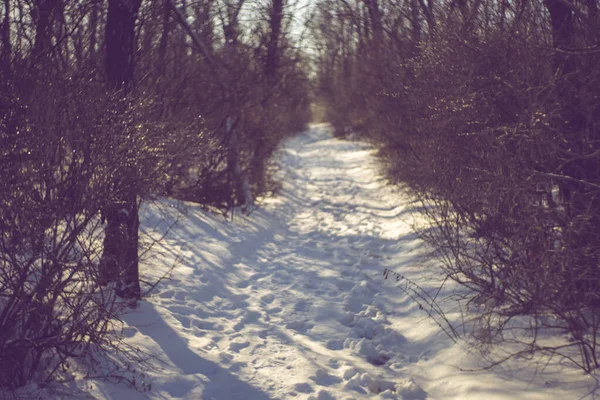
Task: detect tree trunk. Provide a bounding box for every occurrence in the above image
[588,0,598,43]
[545,0,600,310]
[499,0,507,32]
[226,117,253,210]
[105,0,141,92]
[253,0,284,194]
[265,0,283,78]
[363,0,382,45]
[193,0,214,57]
[156,0,171,115]
[1,0,10,76]
[417,0,436,40]
[100,0,142,301]
[158,0,170,78]
[31,0,59,61]
[223,1,253,211]
[169,0,251,210]
[88,0,100,65]
[546,0,575,70]
[410,0,421,54]
[55,0,69,70]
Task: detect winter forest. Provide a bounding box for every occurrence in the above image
[1,0,599,398]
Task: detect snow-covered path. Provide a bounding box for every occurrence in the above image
[91,124,596,400]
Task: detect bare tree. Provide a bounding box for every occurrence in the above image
[31,0,60,61]
[98,0,143,300]
[1,0,10,75]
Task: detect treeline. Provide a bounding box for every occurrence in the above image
[0,0,310,389]
[311,0,600,372]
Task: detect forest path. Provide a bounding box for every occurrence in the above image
[128,123,426,400]
[87,124,592,400]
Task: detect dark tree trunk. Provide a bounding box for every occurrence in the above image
[545,0,578,137]
[410,0,421,54]
[417,0,436,39]
[155,0,171,115]
[31,0,59,61]
[100,189,140,300]
[265,0,283,78]
[545,0,600,308]
[499,0,507,32]
[363,0,382,45]
[1,0,10,76]
[223,1,253,210]
[89,0,100,65]
[194,0,214,56]
[55,0,69,70]
[158,0,171,78]
[253,0,284,193]
[105,0,141,92]
[545,0,579,146]
[100,0,142,301]
[588,0,599,43]
[545,0,576,73]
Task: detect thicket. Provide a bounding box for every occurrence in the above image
[0,0,310,390]
[311,0,600,372]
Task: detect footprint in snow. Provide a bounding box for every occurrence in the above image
[236,280,251,289]
[120,327,137,338]
[310,369,342,387]
[294,382,314,394]
[335,281,354,292]
[294,299,312,312]
[193,320,223,332]
[342,367,358,381]
[285,320,314,333]
[325,340,344,351]
[218,352,234,363]
[267,306,282,315]
[228,362,246,372]
[174,291,187,301]
[272,271,292,284]
[260,293,275,305]
[257,329,270,339]
[233,310,261,331]
[228,339,250,352]
[308,389,336,400]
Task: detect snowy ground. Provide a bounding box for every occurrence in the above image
[81,124,597,399]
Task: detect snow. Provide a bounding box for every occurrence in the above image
[61,124,597,398]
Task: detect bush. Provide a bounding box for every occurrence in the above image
[0,68,158,388]
[313,0,600,372]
